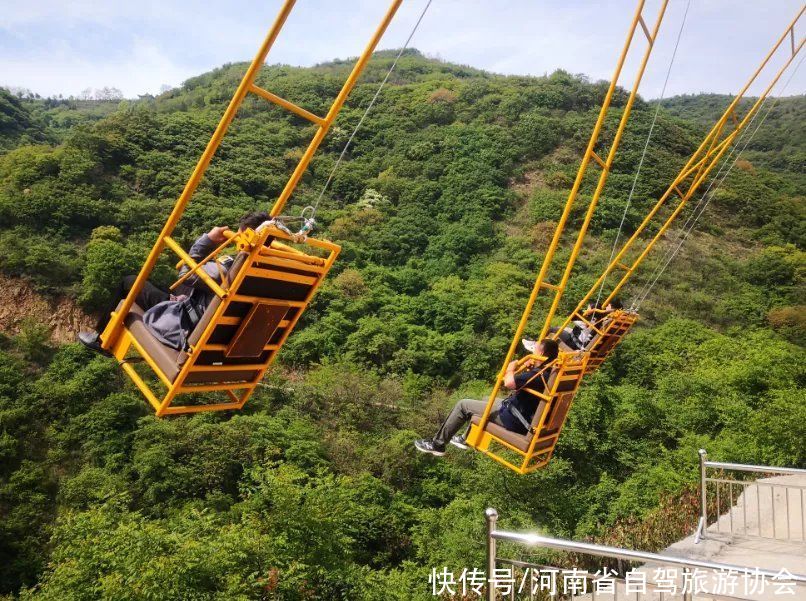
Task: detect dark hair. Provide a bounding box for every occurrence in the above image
[609,298,624,310]
[539,338,560,363]
[239,210,270,232]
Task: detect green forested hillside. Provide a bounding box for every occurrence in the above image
[0,50,803,599]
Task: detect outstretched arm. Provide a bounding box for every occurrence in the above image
[178,226,233,286]
[503,360,518,390]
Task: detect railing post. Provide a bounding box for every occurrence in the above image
[486,508,499,601]
[695,449,708,543]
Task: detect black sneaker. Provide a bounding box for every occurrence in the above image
[77,331,113,358]
[450,435,470,450]
[414,439,445,457]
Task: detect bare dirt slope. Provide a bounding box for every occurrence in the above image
[0,275,93,343]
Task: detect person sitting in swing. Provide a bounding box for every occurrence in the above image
[414,338,560,456]
[77,210,271,356]
[523,298,623,353]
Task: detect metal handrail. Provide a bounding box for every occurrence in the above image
[485,508,806,601]
[705,459,806,477]
[697,449,806,544]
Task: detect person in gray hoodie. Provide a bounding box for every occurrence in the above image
[78,210,270,355]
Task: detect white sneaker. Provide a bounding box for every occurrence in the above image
[450,436,470,450]
[521,338,536,353]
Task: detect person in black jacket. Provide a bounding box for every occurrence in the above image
[414,338,560,456]
[77,210,270,355]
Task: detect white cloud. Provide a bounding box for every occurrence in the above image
[1,0,804,99]
[1,37,193,97]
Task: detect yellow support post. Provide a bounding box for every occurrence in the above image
[162,236,228,298]
[101,0,403,352]
[468,0,668,452]
[559,7,805,331]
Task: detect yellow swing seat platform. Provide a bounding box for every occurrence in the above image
[108,227,339,417]
[467,351,589,475]
[554,309,639,376]
[581,309,638,375]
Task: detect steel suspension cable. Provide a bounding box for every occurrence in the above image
[629,115,762,309]
[310,0,433,218]
[631,52,804,310]
[628,100,767,307]
[595,0,692,308]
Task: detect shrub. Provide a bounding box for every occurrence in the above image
[767,305,806,343]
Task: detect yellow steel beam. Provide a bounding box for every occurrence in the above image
[121,363,163,412]
[178,382,258,393]
[269,0,404,217]
[200,343,280,352]
[248,84,325,125]
[170,234,240,292]
[187,363,266,372]
[161,401,245,416]
[163,236,228,298]
[561,8,805,328]
[638,14,654,44]
[590,150,609,170]
[101,0,298,350]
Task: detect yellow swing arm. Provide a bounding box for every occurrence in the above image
[100,0,403,353]
[467,0,669,473]
[559,5,805,332]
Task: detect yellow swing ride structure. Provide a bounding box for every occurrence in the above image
[99,0,405,416]
[467,3,805,474]
[99,0,803,474]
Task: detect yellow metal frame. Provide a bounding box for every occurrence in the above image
[107,227,340,416]
[467,0,668,471]
[467,352,589,475]
[100,0,403,414]
[561,7,805,334]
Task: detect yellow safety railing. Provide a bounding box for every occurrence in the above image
[101,0,403,352]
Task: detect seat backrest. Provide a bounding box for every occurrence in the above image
[526,367,556,431]
[179,237,335,386]
[583,317,611,352]
[187,251,250,349]
[584,310,637,374]
[534,353,587,439]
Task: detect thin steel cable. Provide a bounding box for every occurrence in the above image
[631,52,804,310]
[629,101,766,307]
[311,0,433,217]
[631,52,804,309]
[595,0,692,308]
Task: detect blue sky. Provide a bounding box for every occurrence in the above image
[1,1,804,100]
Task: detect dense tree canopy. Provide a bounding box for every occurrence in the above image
[0,49,803,598]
